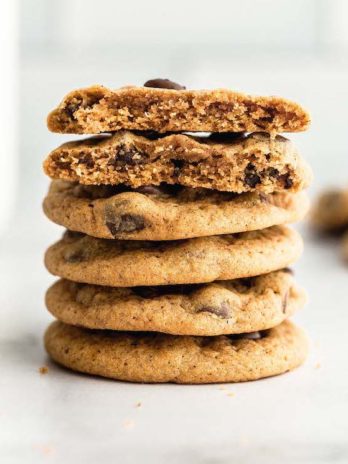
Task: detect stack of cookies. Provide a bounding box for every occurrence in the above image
[43,79,312,384]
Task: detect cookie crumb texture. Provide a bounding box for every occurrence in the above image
[43,181,309,240]
[43,132,312,193]
[44,320,308,383]
[46,270,306,336]
[47,85,310,134]
[44,226,303,287]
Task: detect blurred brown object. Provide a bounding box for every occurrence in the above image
[311,188,348,233]
[342,231,348,262]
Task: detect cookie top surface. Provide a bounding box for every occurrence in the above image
[43,181,309,240]
[311,188,348,232]
[43,131,312,193]
[46,270,306,336]
[47,83,310,134]
[44,226,303,287]
[44,320,308,384]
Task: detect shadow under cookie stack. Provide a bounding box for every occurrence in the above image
[43,79,312,384]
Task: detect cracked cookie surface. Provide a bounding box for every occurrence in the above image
[46,270,306,336]
[44,320,308,383]
[44,226,303,287]
[43,131,312,193]
[43,181,309,240]
[47,84,310,134]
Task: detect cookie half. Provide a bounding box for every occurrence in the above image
[44,320,308,384]
[43,132,312,193]
[47,84,310,134]
[311,188,348,233]
[43,181,309,241]
[44,226,303,287]
[46,270,306,336]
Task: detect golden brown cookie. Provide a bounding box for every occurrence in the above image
[47,84,310,134]
[46,270,306,336]
[44,320,308,384]
[342,231,348,261]
[311,188,348,233]
[43,132,312,192]
[43,181,309,240]
[44,226,303,287]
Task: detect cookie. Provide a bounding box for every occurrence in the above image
[47,82,310,134]
[44,320,308,383]
[43,181,309,241]
[311,188,348,232]
[46,270,306,336]
[342,231,348,261]
[44,226,303,287]
[43,131,312,193]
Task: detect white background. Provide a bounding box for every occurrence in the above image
[1,1,348,463]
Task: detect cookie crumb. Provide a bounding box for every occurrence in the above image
[39,366,49,375]
[135,402,142,408]
[315,363,321,369]
[123,420,135,429]
[227,392,235,398]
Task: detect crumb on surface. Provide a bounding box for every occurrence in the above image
[315,363,321,369]
[39,366,49,375]
[227,392,235,397]
[123,420,135,429]
[135,402,142,408]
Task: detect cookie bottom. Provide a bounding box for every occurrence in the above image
[44,320,307,384]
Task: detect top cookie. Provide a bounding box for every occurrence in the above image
[47,81,310,134]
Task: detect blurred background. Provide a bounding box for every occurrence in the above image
[2,0,348,240]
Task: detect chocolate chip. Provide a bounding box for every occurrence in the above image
[78,153,95,169]
[55,160,71,170]
[172,159,184,176]
[197,303,231,319]
[108,144,148,167]
[143,79,186,90]
[244,163,261,188]
[105,212,145,235]
[268,167,279,178]
[64,248,85,263]
[282,290,289,314]
[65,99,82,119]
[282,268,294,275]
[283,174,293,189]
[232,331,263,340]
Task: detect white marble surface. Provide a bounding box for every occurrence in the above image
[1,215,348,463]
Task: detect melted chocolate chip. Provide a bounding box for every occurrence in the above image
[282,268,294,275]
[108,144,149,167]
[105,209,146,235]
[282,290,289,314]
[64,248,85,263]
[172,159,184,176]
[197,303,231,319]
[78,153,95,169]
[232,331,263,340]
[268,167,280,178]
[143,78,186,90]
[244,163,261,188]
